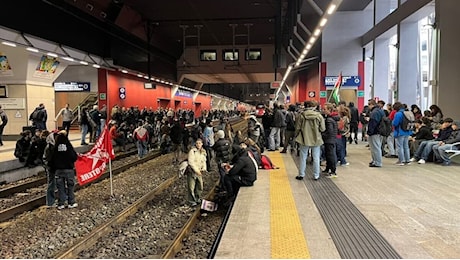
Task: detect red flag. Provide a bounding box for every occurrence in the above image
[75,126,115,186]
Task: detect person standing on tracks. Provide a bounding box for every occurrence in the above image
[51,130,78,209]
[186,138,207,207]
[133,121,149,159]
[202,119,215,171]
[43,130,58,207]
[170,119,184,164]
[55,103,73,136]
[294,100,325,180]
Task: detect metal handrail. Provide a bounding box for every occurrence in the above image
[70,93,98,125]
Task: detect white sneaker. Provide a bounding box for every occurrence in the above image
[68,203,78,209]
[410,158,417,162]
[57,205,66,210]
[418,159,426,164]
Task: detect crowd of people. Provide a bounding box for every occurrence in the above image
[9,100,459,208]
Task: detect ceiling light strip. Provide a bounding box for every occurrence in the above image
[280,0,343,92]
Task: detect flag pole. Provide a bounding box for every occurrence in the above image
[105,70,115,199]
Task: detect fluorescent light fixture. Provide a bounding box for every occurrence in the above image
[144,76,149,79]
[320,18,328,27]
[63,57,74,62]
[121,69,128,73]
[314,29,321,36]
[300,54,306,59]
[302,49,308,55]
[92,64,101,68]
[47,52,58,57]
[160,80,165,83]
[137,74,143,77]
[26,47,39,53]
[327,4,337,14]
[306,43,312,49]
[2,41,17,47]
[79,61,89,65]
[295,61,301,67]
[155,79,160,82]
[309,37,316,44]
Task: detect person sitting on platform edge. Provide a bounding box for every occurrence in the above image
[222,142,257,202]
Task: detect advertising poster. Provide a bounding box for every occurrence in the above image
[33,55,60,79]
[0,54,14,76]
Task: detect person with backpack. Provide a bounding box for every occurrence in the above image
[0,105,8,146]
[391,102,413,165]
[30,103,47,130]
[43,130,58,207]
[281,104,296,153]
[366,99,384,168]
[295,100,326,180]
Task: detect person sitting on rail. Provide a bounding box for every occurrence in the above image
[186,138,207,207]
[14,130,32,163]
[222,142,257,202]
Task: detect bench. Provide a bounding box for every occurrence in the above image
[445,142,460,164]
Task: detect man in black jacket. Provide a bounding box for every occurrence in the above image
[213,130,232,191]
[223,144,257,199]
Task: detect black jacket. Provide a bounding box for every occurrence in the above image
[51,141,77,170]
[213,138,232,163]
[228,151,257,186]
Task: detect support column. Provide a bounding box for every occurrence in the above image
[435,0,460,118]
[373,38,390,102]
[398,20,418,105]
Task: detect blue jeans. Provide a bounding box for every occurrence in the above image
[369,134,383,166]
[81,124,88,144]
[268,127,281,150]
[298,145,321,179]
[46,169,56,206]
[395,135,410,163]
[56,169,76,206]
[387,132,396,155]
[433,144,457,164]
[417,140,438,160]
[136,140,148,158]
[336,137,347,164]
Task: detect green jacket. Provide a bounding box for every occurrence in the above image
[295,108,325,146]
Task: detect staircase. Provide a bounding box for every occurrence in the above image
[69,93,98,130]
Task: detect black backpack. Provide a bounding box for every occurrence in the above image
[378,116,392,137]
[401,111,415,131]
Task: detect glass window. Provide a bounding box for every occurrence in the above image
[245,49,261,60]
[200,50,217,61]
[223,49,239,61]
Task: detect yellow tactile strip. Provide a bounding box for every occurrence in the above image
[269,152,310,258]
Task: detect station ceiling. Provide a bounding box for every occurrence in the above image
[2,0,371,103]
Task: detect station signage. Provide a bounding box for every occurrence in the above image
[324,76,361,88]
[54,82,90,92]
[175,89,193,98]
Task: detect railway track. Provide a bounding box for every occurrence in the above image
[0,150,158,223]
[0,117,247,258]
[0,117,246,223]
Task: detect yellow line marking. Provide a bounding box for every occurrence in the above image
[269,152,311,258]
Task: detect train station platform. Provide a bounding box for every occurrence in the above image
[0,131,90,183]
[215,142,460,259]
